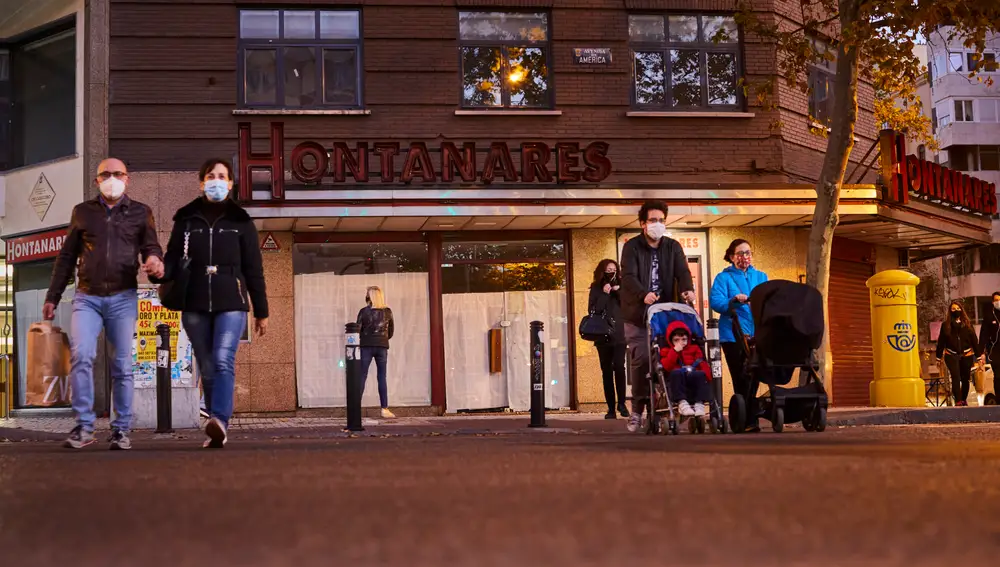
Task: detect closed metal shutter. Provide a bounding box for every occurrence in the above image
[828,258,875,406]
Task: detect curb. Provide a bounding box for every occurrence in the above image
[829,407,1000,426]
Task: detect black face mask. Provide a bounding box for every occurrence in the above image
[952,312,962,320]
[604,273,617,282]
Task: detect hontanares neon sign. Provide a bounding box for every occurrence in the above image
[879,129,997,215]
[237,122,612,200]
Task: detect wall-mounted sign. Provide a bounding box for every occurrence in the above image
[237,122,613,200]
[880,129,997,216]
[133,287,194,388]
[260,232,280,252]
[573,48,612,65]
[5,228,68,264]
[28,173,56,221]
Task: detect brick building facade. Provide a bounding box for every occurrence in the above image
[1,0,993,416]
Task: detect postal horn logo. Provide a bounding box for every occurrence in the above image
[887,321,916,352]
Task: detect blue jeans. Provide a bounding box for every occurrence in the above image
[70,291,139,432]
[182,311,246,426]
[360,346,389,409]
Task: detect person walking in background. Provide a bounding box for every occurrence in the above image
[156,158,268,448]
[936,301,982,406]
[358,286,395,418]
[45,157,164,450]
[620,201,695,433]
[978,291,1000,365]
[588,259,628,419]
[710,238,768,431]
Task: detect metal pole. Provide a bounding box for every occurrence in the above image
[345,322,364,432]
[706,318,723,410]
[529,320,547,428]
[155,323,173,433]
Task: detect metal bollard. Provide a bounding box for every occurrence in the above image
[344,322,364,432]
[155,323,173,433]
[706,318,723,407]
[528,320,547,428]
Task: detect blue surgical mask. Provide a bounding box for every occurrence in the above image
[204,180,230,202]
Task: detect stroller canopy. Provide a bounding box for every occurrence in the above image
[648,302,703,340]
[749,280,825,365]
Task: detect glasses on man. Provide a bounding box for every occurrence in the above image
[97,171,128,181]
[734,250,753,258]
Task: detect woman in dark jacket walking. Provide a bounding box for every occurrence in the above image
[978,291,1000,365]
[589,259,629,419]
[357,286,395,418]
[936,301,982,406]
[157,158,268,448]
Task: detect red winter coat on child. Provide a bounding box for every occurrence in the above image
[659,321,712,379]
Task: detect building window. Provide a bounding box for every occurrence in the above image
[628,14,742,111]
[238,9,362,109]
[1,24,76,171]
[458,12,551,109]
[967,52,998,73]
[979,98,999,123]
[918,144,927,160]
[954,99,974,122]
[808,41,836,125]
[949,52,965,73]
[979,146,1000,171]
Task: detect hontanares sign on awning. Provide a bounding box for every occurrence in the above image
[237,122,613,200]
[880,129,997,216]
[5,228,68,264]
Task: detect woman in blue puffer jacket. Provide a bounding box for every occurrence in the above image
[710,239,768,429]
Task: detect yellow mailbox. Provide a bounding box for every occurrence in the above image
[865,269,923,407]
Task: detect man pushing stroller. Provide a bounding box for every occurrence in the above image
[659,321,711,418]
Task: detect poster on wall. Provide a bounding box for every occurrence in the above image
[132,287,194,388]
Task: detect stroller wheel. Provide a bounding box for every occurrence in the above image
[813,406,827,433]
[695,417,706,434]
[728,394,747,434]
[669,420,679,435]
[709,415,720,434]
[687,418,697,434]
[772,407,785,433]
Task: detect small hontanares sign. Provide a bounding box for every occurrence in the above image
[260,232,280,252]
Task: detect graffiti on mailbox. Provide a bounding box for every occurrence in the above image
[887,321,916,352]
[874,287,906,300]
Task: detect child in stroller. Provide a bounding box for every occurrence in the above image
[659,321,711,419]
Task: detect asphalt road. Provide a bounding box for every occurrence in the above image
[2,424,1000,567]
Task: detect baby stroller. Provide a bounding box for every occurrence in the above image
[645,302,728,435]
[728,280,829,433]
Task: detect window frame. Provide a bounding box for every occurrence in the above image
[456,10,554,110]
[236,8,364,110]
[0,16,77,172]
[954,99,974,122]
[627,13,745,112]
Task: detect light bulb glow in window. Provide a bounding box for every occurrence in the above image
[508,69,525,83]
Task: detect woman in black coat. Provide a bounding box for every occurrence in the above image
[588,259,628,419]
[978,291,1000,365]
[157,158,268,448]
[936,301,982,406]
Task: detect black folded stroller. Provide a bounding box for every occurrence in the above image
[728,279,829,433]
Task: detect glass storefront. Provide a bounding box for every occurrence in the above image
[14,259,73,408]
[293,242,431,408]
[442,240,571,413]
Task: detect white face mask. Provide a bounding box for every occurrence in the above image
[645,222,666,241]
[100,178,126,200]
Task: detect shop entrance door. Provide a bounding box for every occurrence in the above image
[441,241,570,413]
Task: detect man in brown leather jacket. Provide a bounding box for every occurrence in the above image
[44,158,164,450]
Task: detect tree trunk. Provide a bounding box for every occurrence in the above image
[805,2,861,395]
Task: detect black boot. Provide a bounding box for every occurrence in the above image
[605,407,616,419]
[618,402,630,418]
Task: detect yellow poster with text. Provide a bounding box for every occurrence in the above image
[136,299,181,362]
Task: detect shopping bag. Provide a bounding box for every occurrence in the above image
[24,322,72,407]
[974,364,988,394]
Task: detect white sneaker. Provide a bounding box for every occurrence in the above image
[204,417,227,449]
[627,410,643,433]
[381,408,396,419]
[693,402,706,417]
[678,400,694,417]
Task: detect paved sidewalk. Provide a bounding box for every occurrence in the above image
[5,405,1000,440]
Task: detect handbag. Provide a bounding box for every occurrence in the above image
[158,222,191,311]
[579,310,615,342]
